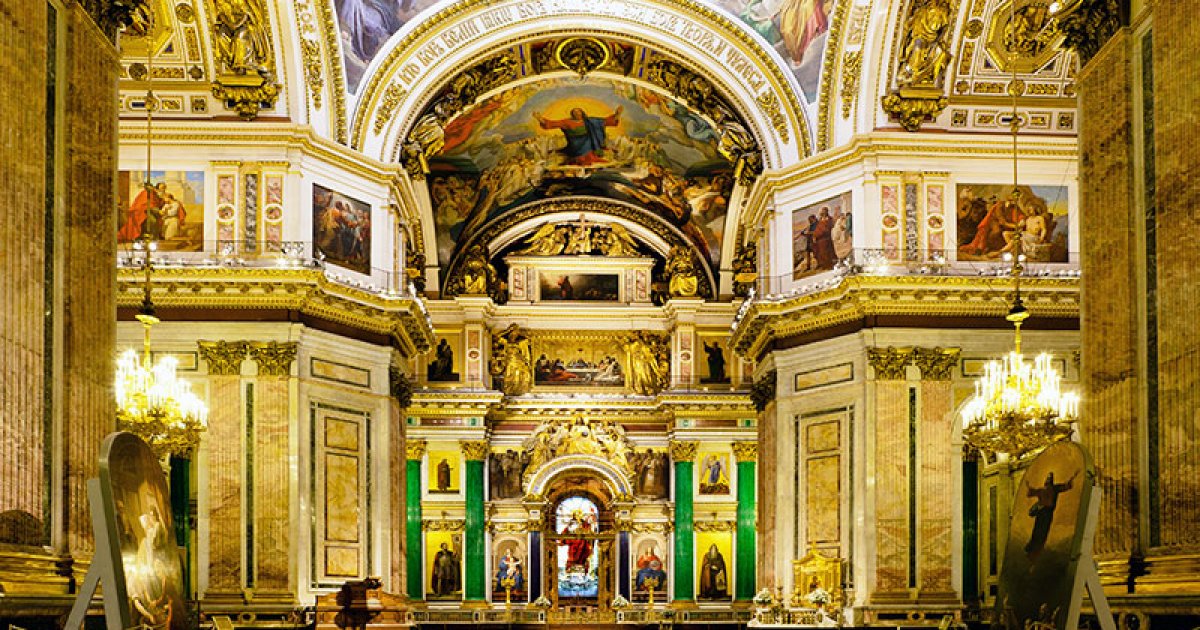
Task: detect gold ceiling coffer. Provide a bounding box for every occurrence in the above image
[209,0,280,120]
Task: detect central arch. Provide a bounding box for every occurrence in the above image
[525,454,634,501]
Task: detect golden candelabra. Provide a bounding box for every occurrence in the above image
[501,577,516,609]
[643,576,659,609]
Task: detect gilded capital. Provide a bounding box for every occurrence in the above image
[406,439,427,461]
[249,341,298,376]
[867,347,913,381]
[461,440,490,461]
[912,347,961,381]
[750,370,777,412]
[390,366,413,408]
[198,340,248,376]
[732,441,758,463]
[669,440,697,462]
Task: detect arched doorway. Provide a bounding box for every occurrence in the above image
[541,474,618,611]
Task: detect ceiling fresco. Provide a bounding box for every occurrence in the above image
[331,0,835,101]
[426,76,736,273]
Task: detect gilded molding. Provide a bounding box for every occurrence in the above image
[422,519,466,532]
[867,347,914,381]
[627,521,673,533]
[461,440,490,461]
[198,340,249,375]
[249,341,298,376]
[816,0,852,150]
[299,38,324,109]
[731,441,758,463]
[669,440,697,462]
[405,438,427,461]
[912,346,961,381]
[840,50,863,119]
[488,522,528,534]
[313,0,348,143]
[693,520,737,532]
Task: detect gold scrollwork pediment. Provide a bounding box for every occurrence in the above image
[422,519,466,532]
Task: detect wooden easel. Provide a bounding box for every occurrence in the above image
[1065,486,1117,630]
[64,478,133,630]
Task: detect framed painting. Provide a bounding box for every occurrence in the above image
[312,183,371,274]
[538,273,620,302]
[957,184,1069,262]
[792,192,852,279]
[118,170,205,251]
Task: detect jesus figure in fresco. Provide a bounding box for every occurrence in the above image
[533,106,623,166]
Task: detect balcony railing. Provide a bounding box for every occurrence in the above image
[734,248,1081,331]
[116,239,415,298]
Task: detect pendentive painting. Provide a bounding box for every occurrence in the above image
[426,76,734,272]
[538,273,620,302]
[792,191,853,279]
[333,0,439,93]
[995,440,1094,630]
[313,184,372,274]
[708,0,836,101]
[532,335,626,388]
[118,170,205,251]
[956,184,1069,262]
[100,433,187,630]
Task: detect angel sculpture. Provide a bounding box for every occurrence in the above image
[518,223,568,256]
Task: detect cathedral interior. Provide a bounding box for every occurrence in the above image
[1,0,1197,628]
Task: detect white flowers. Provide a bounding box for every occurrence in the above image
[806,587,832,605]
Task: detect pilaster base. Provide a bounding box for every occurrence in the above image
[1136,551,1200,596]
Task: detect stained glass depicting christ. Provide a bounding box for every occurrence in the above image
[555,496,600,598]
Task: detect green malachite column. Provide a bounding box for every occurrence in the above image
[462,441,489,603]
[733,442,758,601]
[670,440,697,603]
[406,439,426,601]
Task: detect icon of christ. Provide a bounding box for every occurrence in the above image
[560,509,595,570]
[533,106,623,166]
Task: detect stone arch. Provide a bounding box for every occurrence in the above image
[525,455,634,502]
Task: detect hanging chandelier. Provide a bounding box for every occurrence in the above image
[959,6,1079,460]
[115,32,208,460]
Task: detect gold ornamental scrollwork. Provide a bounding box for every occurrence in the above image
[461,440,490,461]
[488,521,528,534]
[299,39,324,109]
[209,0,281,120]
[669,440,697,462]
[732,441,758,463]
[628,521,674,534]
[693,520,737,532]
[423,519,466,532]
[867,347,914,381]
[248,341,297,376]
[912,347,961,381]
[556,38,611,77]
[750,370,777,412]
[881,0,957,131]
[406,439,428,461]
[198,340,248,375]
[840,51,863,119]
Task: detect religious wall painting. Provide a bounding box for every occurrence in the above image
[333,0,440,93]
[538,273,620,302]
[426,449,460,494]
[696,530,733,601]
[792,191,853,279]
[996,441,1094,630]
[710,0,836,101]
[312,183,372,274]
[556,495,601,599]
[632,537,668,603]
[426,77,734,271]
[532,335,626,389]
[488,447,529,500]
[101,433,187,630]
[426,530,463,600]
[956,184,1069,262]
[698,335,731,383]
[118,170,205,251]
[492,538,527,601]
[631,448,670,499]
[426,333,462,383]
[698,451,731,495]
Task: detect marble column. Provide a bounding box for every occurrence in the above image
[750,370,778,591]
[247,341,297,599]
[461,440,489,604]
[390,368,413,597]
[197,340,248,599]
[912,347,961,602]
[405,439,426,601]
[733,441,758,601]
[670,440,697,604]
[867,347,913,602]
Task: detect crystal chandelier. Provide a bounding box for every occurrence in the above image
[959,11,1079,460]
[115,34,207,460]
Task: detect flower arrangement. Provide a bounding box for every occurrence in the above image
[753,588,775,606]
[806,587,832,606]
[533,595,552,608]
[611,594,631,609]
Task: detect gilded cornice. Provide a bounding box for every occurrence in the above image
[116,267,434,356]
[693,520,737,532]
[198,340,248,375]
[729,274,1080,359]
[422,519,466,532]
[351,0,810,155]
[248,341,298,376]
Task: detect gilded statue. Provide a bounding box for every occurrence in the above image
[518,223,568,256]
[623,332,670,396]
[732,241,758,298]
[898,0,954,87]
[563,222,594,255]
[460,244,498,296]
[405,250,427,293]
[521,417,635,482]
[596,224,640,257]
[666,245,699,298]
[492,324,533,396]
[212,0,272,78]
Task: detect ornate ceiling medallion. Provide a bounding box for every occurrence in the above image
[555,38,611,78]
[984,0,1065,74]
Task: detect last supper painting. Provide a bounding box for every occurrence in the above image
[425,77,735,272]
